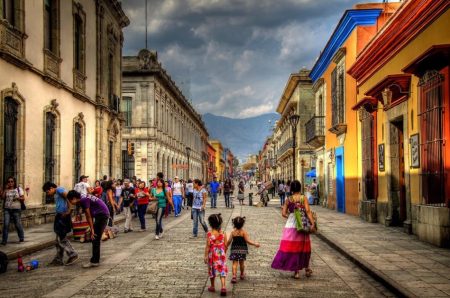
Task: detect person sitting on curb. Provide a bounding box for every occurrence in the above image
[43,182,78,266]
[67,190,110,268]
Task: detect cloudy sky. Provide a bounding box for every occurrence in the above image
[122,0,382,118]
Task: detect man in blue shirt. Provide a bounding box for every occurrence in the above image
[209,176,221,208]
[43,182,78,266]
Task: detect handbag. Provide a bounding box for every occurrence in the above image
[293,196,317,233]
[148,200,158,214]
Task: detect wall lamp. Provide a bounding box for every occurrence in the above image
[381,83,411,106]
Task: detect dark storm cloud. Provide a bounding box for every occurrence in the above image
[121,0,381,118]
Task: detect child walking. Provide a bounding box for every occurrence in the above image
[227,216,260,283]
[205,214,228,296]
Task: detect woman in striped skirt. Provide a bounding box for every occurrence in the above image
[271,180,316,279]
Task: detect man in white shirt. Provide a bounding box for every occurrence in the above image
[172,176,185,217]
[74,175,90,195]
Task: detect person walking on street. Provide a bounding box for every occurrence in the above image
[172,176,184,217]
[278,180,285,206]
[310,179,319,205]
[74,175,90,195]
[102,180,119,227]
[205,213,228,296]
[1,177,25,245]
[119,179,135,233]
[185,179,194,210]
[135,181,150,231]
[43,182,78,266]
[151,178,174,240]
[209,177,220,208]
[223,178,234,208]
[192,179,208,238]
[67,191,110,268]
[227,216,260,283]
[271,180,315,279]
[237,181,245,206]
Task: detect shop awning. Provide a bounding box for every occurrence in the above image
[306,169,316,178]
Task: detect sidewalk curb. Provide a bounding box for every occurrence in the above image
[5,217,126,261]
[316,231,416,298]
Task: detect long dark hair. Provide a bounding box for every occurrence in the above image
[5,176,17,189]
[290,180,302,193]
[157,178,166,198]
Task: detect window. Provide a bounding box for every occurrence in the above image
[331,64,345,127]
[418,70,446,206]
[74,15,83,71]
[74,122,82,184]
[44,0,59,54]
[121,96,132,127]
[3,97,18,183]
[44,112,56,182]
[2,0,15,26]
[122,150,135,179]
[109,141,113,178]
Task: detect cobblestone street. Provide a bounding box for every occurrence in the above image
[0,192,393,298]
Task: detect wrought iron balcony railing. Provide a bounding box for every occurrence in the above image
[305,115,325,148]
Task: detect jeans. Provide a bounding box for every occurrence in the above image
[155,207,164,235]
[224,192,231,208]
[192,208,208,236]
[173,195,182,215]
[107,204,114,227]
[2,208,24,243]
[210,193,218,208]
[279,193,286,206]
[54,234,77,263]
[91,215,108,264]
[137,204,148,230]
[123,206,133,230]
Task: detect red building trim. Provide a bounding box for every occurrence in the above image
[348,0,450,84]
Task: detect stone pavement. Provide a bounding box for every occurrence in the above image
[0,191,394,298]
[0,214,125,260]
[310,206,450,297]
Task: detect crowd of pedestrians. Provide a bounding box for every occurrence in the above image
[1,173,317,296]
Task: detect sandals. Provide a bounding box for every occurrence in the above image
[305,268,313,278]
[240,273,245,280]
[293,271,300,279]
[208,286,215,293]
[220,288,227,296]
[231,276,237,284]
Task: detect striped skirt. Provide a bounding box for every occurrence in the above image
[271,213,311,272]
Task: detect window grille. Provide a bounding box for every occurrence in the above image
[45,112,56,183]
[3,97,18,183]
[418,70,446,206]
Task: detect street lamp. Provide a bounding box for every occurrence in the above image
[288,114,300,180]
[186,146,191,179]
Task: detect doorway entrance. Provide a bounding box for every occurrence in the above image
[389,119,406,225]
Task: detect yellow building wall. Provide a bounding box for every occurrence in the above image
[356,9,450,206]
[323,29,360,215]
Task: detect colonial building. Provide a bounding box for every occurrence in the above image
[0,0,128,224]
[349,0,449,247]
[274,69,314,187]
[308,3,399,214]
[121,49,208,181]
[209,140,224,180]
[206,142,216,182]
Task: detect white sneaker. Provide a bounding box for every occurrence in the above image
[159,231,164,238]
[82,262,99,268]
[155,235,160,240]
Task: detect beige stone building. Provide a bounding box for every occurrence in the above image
[0,0,128,219]
[274,69,315,187]
[122,49,209,181]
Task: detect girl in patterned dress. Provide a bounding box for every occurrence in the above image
[205,214,228,296]
[226,216,260,283]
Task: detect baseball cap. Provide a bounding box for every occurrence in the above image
[79,175,89,181]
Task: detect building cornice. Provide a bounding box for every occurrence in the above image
[309,8,383,82]
[348,0,450,84]
[104,0,130,27]
[276,69,311,114]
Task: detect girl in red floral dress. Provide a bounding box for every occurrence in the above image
[205,213,228,296]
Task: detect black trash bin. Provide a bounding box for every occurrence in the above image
[248,193,253,206]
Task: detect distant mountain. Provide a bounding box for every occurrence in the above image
[203,113,280,161]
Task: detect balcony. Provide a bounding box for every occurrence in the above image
[305,115,325,148]
[109,94,120,113]
[277,139,294,157]
[0,20,27,68]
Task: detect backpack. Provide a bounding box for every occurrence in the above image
[0,251,8,274]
